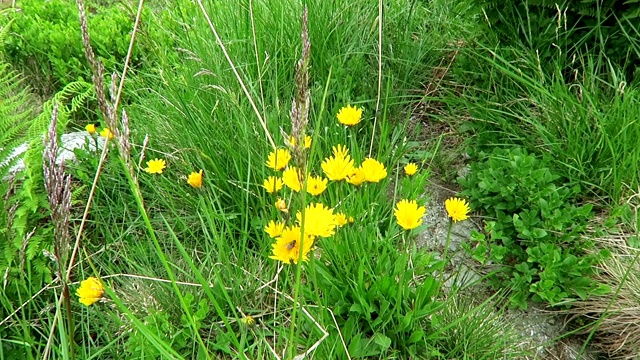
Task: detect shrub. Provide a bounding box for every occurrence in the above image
[459,147,610,309]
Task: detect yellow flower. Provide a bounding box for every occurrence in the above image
[266,148,292,171]
[263,176,284,193]
[335,212,348,227]
[187,170,203,188]
[275,198,288,213]
[445,197,470,222]
[269,226,314,264]
[336,104,363,126]
[332,144,350,159]
[76,276,104,306]
[348,216,355,224]
[85,123,96,135]
[144,158,166,174]
[321,154,355,181]
[240,316,255,326]
[361,158,387,182]
[99,128,114,139]
[289,135,312,149]
[404,163,418,176]
[282,167,302,192]
[296,203,337,238]
[306,175,328,196]
[346,167,366,186]
[265,220,286,238]
[394,199,426,230]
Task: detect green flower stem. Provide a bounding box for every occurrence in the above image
[440,220,453,285]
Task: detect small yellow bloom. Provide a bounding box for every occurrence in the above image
[335,212,348,227]
[348,216,355,224]
[269,226,314,264]
[404,163,418,176]
[275,198,288,213]
[282,167,303,192]
[394,199,426,230]
[99,128,114,139]
[187,170,203,188]
[240,316,255,326]
[332,144,350,159]
[266,148,292,171]
[289,135,312,149]
[337,104,363,126]
[85,124,96,135]
[445,197,470,222]
[265,220,286,238]
[144,158,166,174]
[346,167,366,186]
[321,154,355,181]
[76,276,104,306]
[296,203,337,238]
[263,176,284,193]
[361,158,387,183]
[306,175,328,196]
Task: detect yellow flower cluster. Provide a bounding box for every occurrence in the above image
[76,276,105,306]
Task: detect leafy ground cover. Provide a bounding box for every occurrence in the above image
[1,0,640,359]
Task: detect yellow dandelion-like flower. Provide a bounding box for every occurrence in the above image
[296,203,337,238]
[263,176,284,193]
[76,276,104,306]
[187,170,203,188]
[275,198,288,213]
[264,220,286,238]
[269,226,314,264]
[336,104,363,126]
[332,144,350,159]
[266,148,292,171]
[289,135,312,149]
[346,167,366,186]
[306,175,328,196]
[85,123,96,135]
[240,316,255,326]
[445,197,470,222]
[361,158,387,183]
[348,216,355,224]
[282,167,303,192]
[335,212,348,227]
[404,163,418,176]
[99,128,114,140]
[394,199,426,230]
[144,158,166,174]
[321,155,355,181]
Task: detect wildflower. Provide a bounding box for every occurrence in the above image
[296,203,337,238]
[404,163,418,176]
[144,158,166,174]
[289,135,312,149]
[269,226,314,264]
[275,198,288,213]
[306,175,328,196]
[361,158,387,182]
[348,216,355,224]
[321,154,355,181]
[336,104,363,126]
[332,144,350,159]
[76,276,104,306]
[346,167,366,186]
[86,124,96,135]
[394,199,426,230]
[282,167,302,192]
[265,220,286,238]
[240,316,255,326]
[263,176,284,193]
[100,128,114,140]
[266,148,292,171]
[335,212,348,227]
[187,170,203,188]
[445,197,470,223]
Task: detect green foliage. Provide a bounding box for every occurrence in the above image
[459,147,610,309]
[1,0,174,95]
[474,0,640,80]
